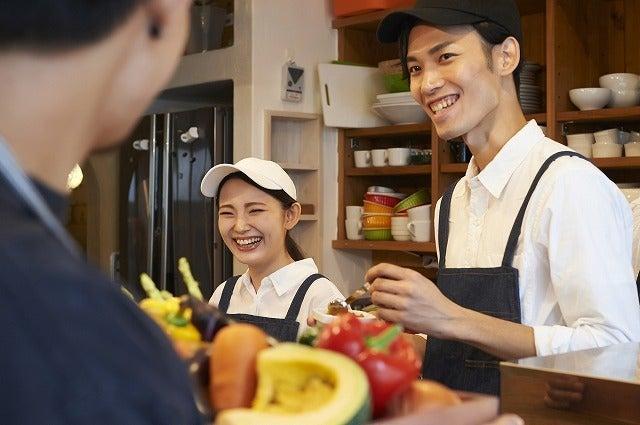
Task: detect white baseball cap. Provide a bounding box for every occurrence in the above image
[200,157,297,200]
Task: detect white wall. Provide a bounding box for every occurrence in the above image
[250,0,370,294]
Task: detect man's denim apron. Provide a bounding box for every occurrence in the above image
[423,151,584,395]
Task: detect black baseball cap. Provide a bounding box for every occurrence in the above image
[376,0,523,45]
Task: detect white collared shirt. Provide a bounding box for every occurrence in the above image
[435,120,640,357]
[209,258,344,339]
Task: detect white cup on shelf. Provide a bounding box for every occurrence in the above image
[346,205,364,220]
[407,220,431,242]
[387,148,411,166]
[407,204,431,222]
[345,219,364,240]
[354,150,372,168]
[371,149,388,167]
[594,128,619,145]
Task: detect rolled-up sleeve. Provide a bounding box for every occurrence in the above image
[533,167,640,356]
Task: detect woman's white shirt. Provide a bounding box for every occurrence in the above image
[209,258,344,339]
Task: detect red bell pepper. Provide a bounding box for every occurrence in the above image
[315,313,421,417]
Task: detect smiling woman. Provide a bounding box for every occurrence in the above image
[200,158,344,342]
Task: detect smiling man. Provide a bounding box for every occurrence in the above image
[367,0,640,395]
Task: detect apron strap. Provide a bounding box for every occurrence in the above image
[502,151,586,267]
[218,275,241,313]
[284,273,325,321]
[438,181,460,269]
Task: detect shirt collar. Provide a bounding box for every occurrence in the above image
[241,258,319,297]
[464,120,544,199]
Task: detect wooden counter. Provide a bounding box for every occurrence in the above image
[500,342,640,424]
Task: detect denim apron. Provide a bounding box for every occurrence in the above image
[423,151,584,395]
[218,273,325,342]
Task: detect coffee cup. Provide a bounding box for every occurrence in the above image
[407,204,431,222]
[354,150,372,168]
[388,148,411,166]
[346,205,364,220]
[371,149,388,167]
[407,220,431,242]
[345,219,363,240]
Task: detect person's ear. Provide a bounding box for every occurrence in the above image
[492,36,521,77]
[284,203,302,230]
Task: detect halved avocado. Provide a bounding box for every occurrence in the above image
[215,343,371,425]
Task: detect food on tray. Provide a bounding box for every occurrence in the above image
[315,313,421,418]
[210,324,269,410]
[327,299,349,315]
[215,343,371,425]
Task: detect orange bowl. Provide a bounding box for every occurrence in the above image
[362,214,392,229]
[363,200,394,214]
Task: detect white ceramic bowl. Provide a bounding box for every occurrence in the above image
[599,73,640,90]
[570,145,592,158]
[372,102,427,125]
[594,128,619,145]
[625,142,640,157]
[376,92,417,104]
[592,143,622,158]
[608,89,640,108]
[566,133,594,146]
[569,88,611,111]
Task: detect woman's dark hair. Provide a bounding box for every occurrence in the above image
[216,172,306,262]
[398,19,522,89]
[0,0,145,52]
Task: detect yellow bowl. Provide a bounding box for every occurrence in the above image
[363,200,394,214]
[362,214,392,229]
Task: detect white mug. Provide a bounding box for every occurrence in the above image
[354,150,372,168]
[371,149,388,167]
[407,204,431,222]
[391,216,409,228]
[407,220,431,242]
[345,219,364,240]
[346,205,364,220]
[387,148,411,166]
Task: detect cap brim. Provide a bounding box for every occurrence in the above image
[200,164,284,198]
[377,8,485,43]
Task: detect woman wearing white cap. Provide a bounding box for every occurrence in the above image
[200,157,344,342]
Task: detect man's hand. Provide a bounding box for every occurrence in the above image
[365,263,465,338]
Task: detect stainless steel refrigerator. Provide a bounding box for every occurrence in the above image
[117,107,233,300]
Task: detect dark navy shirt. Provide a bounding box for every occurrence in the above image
[0,174,203,424]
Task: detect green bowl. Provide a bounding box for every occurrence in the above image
[383,74,410,93]
[363,229,392,241]
[394,189,428,213]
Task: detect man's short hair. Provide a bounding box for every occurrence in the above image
[0,0,146,52]
[398,19,522,89]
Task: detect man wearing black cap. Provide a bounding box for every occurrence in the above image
[367,0,640,396]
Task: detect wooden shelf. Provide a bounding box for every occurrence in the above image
[299,214,318,221]
[345,122,431,138]
[591,157,640,170]
[525,112,546,123]
[278,163,318,171]
[346,165,431,176]
[332,9,394,31]
[332,239,437,253]
[441,163,468,173]
[558,107,640,123]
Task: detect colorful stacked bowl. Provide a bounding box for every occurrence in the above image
[393,189,428,213]
[362,191,406,241]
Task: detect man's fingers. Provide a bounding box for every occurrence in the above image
[365,262,413,283]
[371,290,407,310]
[370,277,410,296]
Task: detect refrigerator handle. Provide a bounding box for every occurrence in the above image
[160,113,171,291]
[147,116,157,276]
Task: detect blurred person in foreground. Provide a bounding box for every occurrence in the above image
[0,1,202,423]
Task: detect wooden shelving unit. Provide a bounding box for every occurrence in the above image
[264,110,323,266]
[332,240,436,253]
[332,0,640,270]
[346,165,431,176]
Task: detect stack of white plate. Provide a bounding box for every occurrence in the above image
[372,91,427,125]
[519,61,543,114]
